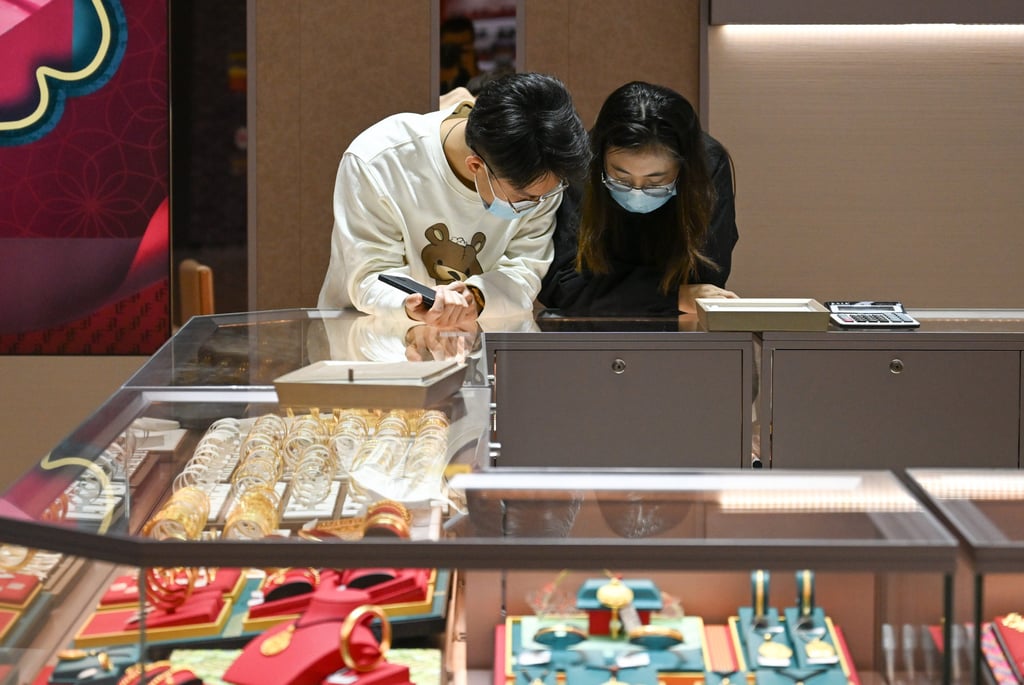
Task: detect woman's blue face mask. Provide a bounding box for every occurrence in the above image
[606,183,677,214]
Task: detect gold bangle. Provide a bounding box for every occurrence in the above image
[0,544,35,572]
[627,624,684,649]
[339,604,391,672]
[532,623,588,648]
[363,512,410,539]
[145,567,196,611]
[366,499,411,523]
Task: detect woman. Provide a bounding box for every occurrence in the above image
[539,81,739,316]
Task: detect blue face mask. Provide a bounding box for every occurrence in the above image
[477,162,539,221]
[480,193,525,221]
[608,185,677,214]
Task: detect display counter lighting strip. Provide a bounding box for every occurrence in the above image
[913,473,1024,500]
[718,490,920,512]
[450,471,864,494]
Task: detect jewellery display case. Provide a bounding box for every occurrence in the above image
[759,309,1024,470]
[0,310,963,685]
[486,315,756,468]
[907,468,1024,685]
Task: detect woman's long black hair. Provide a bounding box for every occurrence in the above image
[577,81,717,293]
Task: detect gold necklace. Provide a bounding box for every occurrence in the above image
[442,117,467,150]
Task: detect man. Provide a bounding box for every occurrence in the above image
[317,72,590,326]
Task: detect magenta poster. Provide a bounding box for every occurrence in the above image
[0,0,170,354]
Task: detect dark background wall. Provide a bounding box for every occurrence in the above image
[170,0,248,319]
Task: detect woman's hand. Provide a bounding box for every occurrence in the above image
[678,283,738,314]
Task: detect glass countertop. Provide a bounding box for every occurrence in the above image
[907,468,1024,572]
[125,308,498,389]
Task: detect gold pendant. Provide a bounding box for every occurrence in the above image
[804,637,837,660]
[56,649,90,661]
[758,634,793,661]
[260,624,295,656]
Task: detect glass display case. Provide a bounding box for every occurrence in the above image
[0,310,962,685]
[907,468,1024,685]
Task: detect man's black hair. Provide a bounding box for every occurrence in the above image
[465,72,590,189]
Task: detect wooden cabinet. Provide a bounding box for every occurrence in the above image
[487,332,754,468]
[761,331,1022,469]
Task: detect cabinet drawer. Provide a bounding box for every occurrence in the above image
[769,349,1019,468]
[494,348,747,468]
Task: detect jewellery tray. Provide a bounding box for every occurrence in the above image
[726,613,855,685]
[504,615,708,684]
[696,298,830,332]
[273,360,468,410]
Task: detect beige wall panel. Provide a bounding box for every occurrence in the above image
[252,1,432,310]
[524,1,701,127]
[522,1,571,78]
[708,25,1024,307]
[0,357,145,490]
[252,2,302,309]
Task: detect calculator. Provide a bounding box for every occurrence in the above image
[825,301,920,329]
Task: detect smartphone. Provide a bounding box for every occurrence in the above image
[377,273,436,308]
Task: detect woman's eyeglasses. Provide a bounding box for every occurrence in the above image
[602,172,677,198]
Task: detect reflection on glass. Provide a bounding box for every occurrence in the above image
[440,1,517,95]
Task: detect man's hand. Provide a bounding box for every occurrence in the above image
[678,283,738,314]
[405,281,479,327]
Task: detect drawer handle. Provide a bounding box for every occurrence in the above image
[611,358,627,374]
[889,358,904,374]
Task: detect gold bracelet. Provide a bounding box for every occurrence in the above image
[467,284,486,313]
[144,566,196,612]
[0,544,36,572]
[363,512,411,539]
[366,499,411,523]
[339,604,391,672]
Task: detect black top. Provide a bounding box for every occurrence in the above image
[538,133,739,316]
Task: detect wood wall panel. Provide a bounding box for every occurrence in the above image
[524,0,701,127]
[708,25,1024,307]
[251,1,432,310]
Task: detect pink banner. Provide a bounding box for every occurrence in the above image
[0,0,170,354]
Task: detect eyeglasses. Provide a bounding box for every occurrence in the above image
[479,157,568,214]
[601,172,677,198]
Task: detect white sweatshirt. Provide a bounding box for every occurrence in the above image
[316,104,560,319]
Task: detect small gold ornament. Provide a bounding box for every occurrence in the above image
[758,633,793,662]
[597,576,634,640]
[805,637,836,658]
[259,623,295,656]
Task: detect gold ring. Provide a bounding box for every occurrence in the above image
[339,604,391,672]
